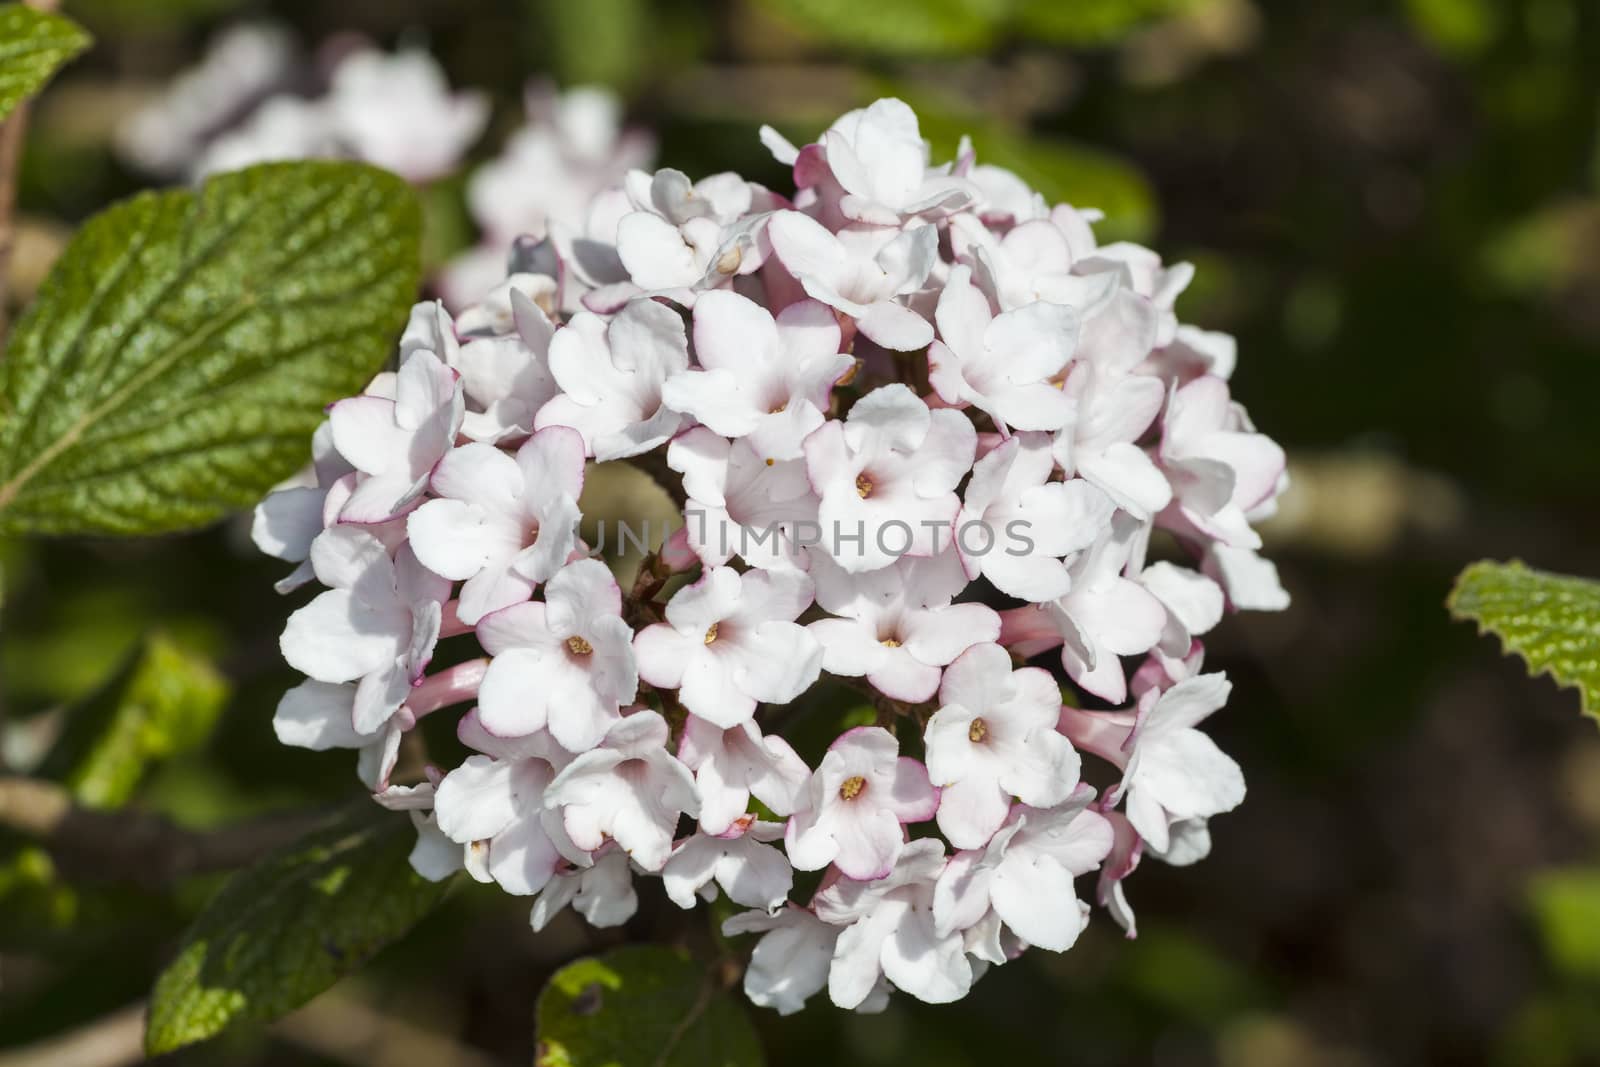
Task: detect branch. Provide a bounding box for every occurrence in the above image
[0,1002,144,1067]
[0,776,327,888]
[0,0,61,343]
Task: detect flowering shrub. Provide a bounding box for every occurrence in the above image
[256,95,1291,1014]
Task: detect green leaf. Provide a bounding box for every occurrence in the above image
[145,804,452,1055]
[1448,560,1600,720]
[1014,0,1195,45]
[0,160,421,536]
[34,632,228,810]
[0,3,90,122]
[535,945,764,1067]
[1529,867,1600,980]
[756,0,1006,56]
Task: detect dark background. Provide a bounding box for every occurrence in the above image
[5,0,1600,1064]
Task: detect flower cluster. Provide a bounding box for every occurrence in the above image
[119,24,488,183]
[258,97,1288,1014]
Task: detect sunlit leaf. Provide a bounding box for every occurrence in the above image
[1449,559,1600,720]
[34,633,229,810]
[1529,867,1600,980]
[536,945,764,1067]
[0,160,420,536]
[0,3,89,122]
[145,805,452,1055]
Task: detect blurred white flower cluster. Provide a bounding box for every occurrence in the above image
[118,24,488,183]
[256,96,1289,1014]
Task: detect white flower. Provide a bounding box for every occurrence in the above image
[543,711,699,872]
[815,838,971,1007]
[663,292,853,460]
[534,299,689,459]
[1139,560,1224,659]
[923,643,1081,849]
[433,748,581,896]
[1000,514,1167,704]
[955,432,1112,602]
[803,384,976,573]
[530,848,639,932]
[445,287,561,443]
[669,429,817,571]
[785,726,937,881]
[767,212,937,351]
[677,716,810,835]
[633,567,822,728]
[325,47,488,182]
[929,266,1078,433]
[406,427,585,624]
[252,422,352,593]
[327,349,463,523]
[807,551,999,703]
[721,905,839,1015]
[1157,376,1287,549]
[662,818,792,911]
[615,168,771,292]
[1203,543,1291,612]
[279,526,448,736]
[474,559,638,751]
[272,679,400,790]
[932,789,1112,952]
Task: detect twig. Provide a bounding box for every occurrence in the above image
[274,984,501,1067]
[0,1002,144,1067]
[0,775,327,888]
[0,0,61,343]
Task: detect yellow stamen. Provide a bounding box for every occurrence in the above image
[567,635,594,655]
[704,622,719,645]
[968,717,989,743]
[856,473,873,499]
[839,775,866,801]
[881,637,901,648]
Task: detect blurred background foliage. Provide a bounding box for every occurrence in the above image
[5,0,1600,1064]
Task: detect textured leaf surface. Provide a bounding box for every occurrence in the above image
[1449,559,1600,719]
[35,633,228,810]
[145,805,452,1055]
[0,160,420,536]
[535,945,764,1067]
[0,4,90,122]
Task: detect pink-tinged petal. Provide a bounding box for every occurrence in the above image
[661,369,760,438]
[515,426,587,509]
[881,912,972,1005]
[767,210,848,290]
[456,562,537,627]
[855,301,934,352]
[407,498,523,583]
[543,558,623,635]
[694,289,780,371]
[328,395,408,476]
[992,383,1077,432]
[680,650,758,728]
[828,904,900,1010]
[934,265,992,362]
[830,803,906,881]
[487,811,563,895]
[280,590,404,683]
[991,854,1085,952]
[935,776,1011,850]
[273,680,366,750]
[434,755,518,842]
[884,757,938,822]
[430,442,523,509]
[617,211,701,289]
[914,409,978,495]
[991,300,1078,383]
[308,524,395,597]
[252,486,325,563]
[632,623,692,689]
[900,603,1000,667]
[867,648,943,703]
[1078,441,1171,517]
[808,617,885,676]
[475,647,552,736]
[474,599,556,656]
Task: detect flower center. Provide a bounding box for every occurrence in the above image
[856,473,873,498]
[714,244,743,275]
[968,717,989,743]
[566,635,594,656]
[704,622,719,645]
[839,775,866,801]
[880,637,901,648]
[768,401,788,414]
